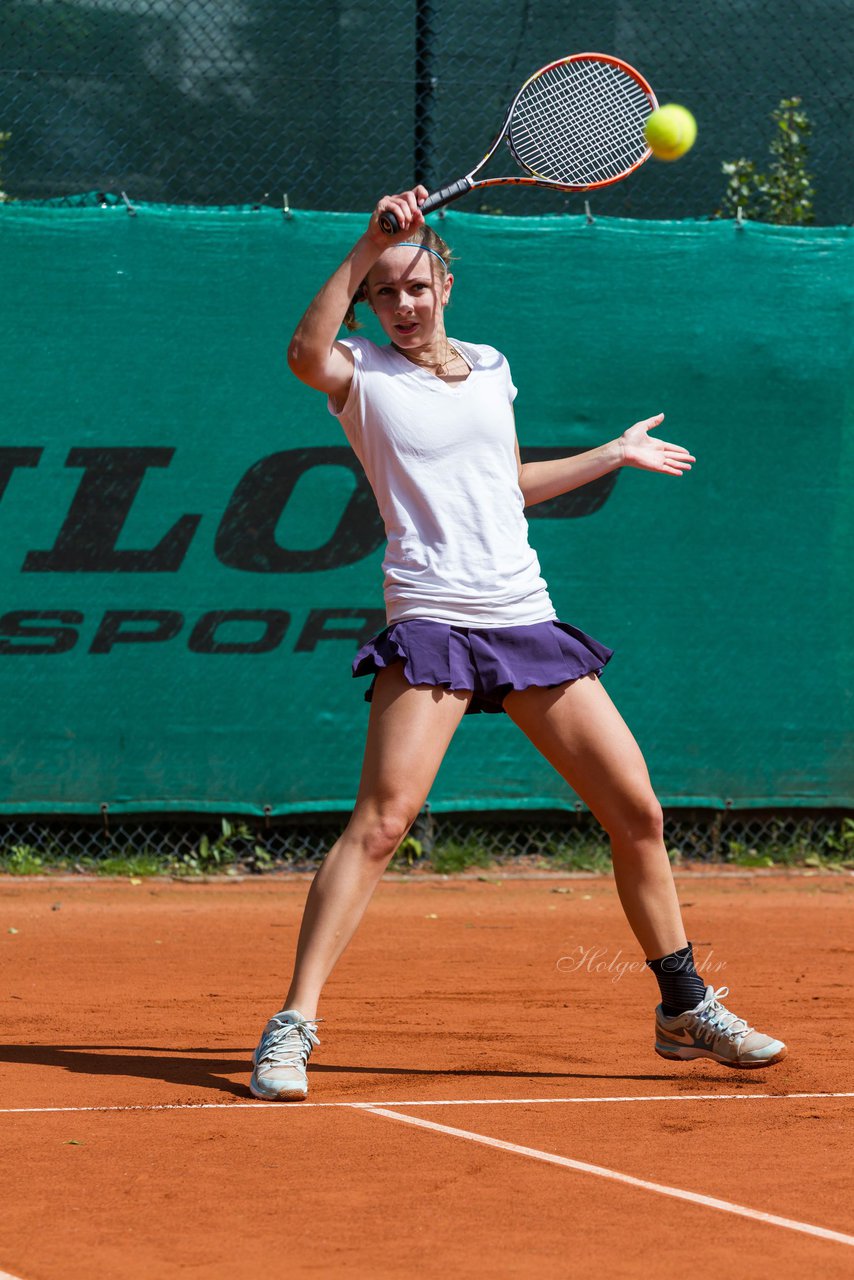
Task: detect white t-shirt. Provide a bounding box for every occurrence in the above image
[328,335,556,627]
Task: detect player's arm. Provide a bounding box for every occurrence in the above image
[515,414,694,507]
[287,188,428,403]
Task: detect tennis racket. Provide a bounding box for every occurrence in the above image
[379,53,657,234]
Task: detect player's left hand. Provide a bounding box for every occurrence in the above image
[619,413,695,476]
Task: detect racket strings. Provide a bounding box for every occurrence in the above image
[521,71,648,181]
[517,67,646,180]
[510,59,653,185]
[518,63,649,174]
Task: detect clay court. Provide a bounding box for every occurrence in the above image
[2,870,852,1278]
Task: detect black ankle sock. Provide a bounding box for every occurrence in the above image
[646,942,707,1018]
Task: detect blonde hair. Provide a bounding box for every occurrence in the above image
[343,224,454,332]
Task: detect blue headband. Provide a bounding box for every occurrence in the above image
[398,242,447,269]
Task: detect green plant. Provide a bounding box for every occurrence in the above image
[535,829,612,873]
[826,818,854,862]
[0,843,45,874]
[719,158,760,219]
[431,838,494,875]
[89,851,164,878]
[725,840,774,868]
[392,835,425,868]
[718,98,814,224]
[175,818,265,875]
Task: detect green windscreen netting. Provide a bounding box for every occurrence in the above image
[0,204,851,813]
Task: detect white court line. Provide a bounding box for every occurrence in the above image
[0,1090,853,1115]
[2,1090,854,1115]
[365,1105,854,1249]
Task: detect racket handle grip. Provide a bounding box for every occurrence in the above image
[379,178,473,235]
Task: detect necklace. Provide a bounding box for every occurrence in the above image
[393,339,461,378]
[432,344,458,377]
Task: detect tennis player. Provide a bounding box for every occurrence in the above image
[250,188,786,1100]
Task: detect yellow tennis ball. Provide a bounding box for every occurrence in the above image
[644,104,697,161]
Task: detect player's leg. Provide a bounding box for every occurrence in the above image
[285,664,471,1016]
[505,673,683,958]
[504,675,786,1066]
[251,664,471,1099]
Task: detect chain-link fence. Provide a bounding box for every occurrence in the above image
[1,0,851,223]
[1,810,851,875]
[2,4,851,864]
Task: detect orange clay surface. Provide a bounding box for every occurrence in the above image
[1,871,853,1279]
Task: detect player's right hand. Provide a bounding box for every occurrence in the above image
[367,187,427,244]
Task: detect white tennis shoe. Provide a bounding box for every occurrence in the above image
[655,985,786,1068]
[250,1008,320,1101]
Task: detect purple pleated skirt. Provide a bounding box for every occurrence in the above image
[352,618,613,715]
